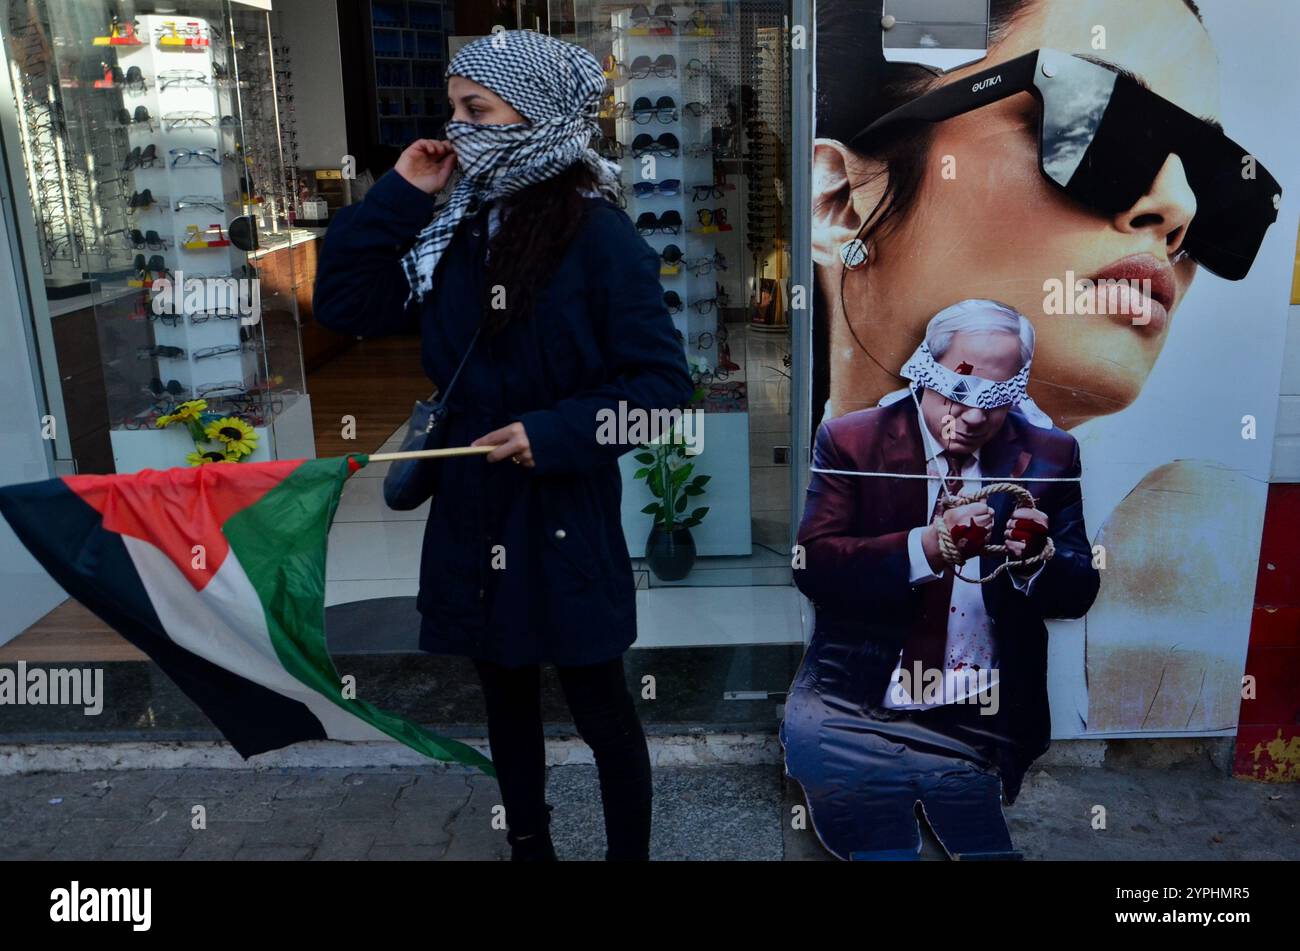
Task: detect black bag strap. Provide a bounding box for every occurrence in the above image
[434,324,482,408]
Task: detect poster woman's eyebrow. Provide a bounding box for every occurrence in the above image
[1075,54,1152,90]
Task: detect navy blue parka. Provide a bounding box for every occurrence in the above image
[313,170,694,667]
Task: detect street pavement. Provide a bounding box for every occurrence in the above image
[1,758,1296,860]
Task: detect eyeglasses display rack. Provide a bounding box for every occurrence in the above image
[229,8,299,230]
[11,1,309,474]
[117,14,250,405]
[741,21,789,333]
[6,2,104,296]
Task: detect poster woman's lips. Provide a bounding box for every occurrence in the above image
[1089,254,1176,333]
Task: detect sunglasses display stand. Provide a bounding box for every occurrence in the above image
[22,2,310,474]
[610,12,720,376]
[604,7,754,562]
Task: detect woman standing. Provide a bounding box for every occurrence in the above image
[314,31,694,861]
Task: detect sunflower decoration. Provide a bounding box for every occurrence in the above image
[186,448,237,466]
[156,399,210,442]
[205,416,259,458]
[155,398,260,466]
[156,399,207,427]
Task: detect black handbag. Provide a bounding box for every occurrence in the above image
[382,325,482,511]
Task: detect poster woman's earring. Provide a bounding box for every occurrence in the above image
[840,238,869,270]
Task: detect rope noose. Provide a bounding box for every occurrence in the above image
[934,482,1055,584]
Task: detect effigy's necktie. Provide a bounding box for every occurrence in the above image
[899,452,969,679]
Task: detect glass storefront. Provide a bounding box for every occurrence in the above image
[3,0,310,475]
[0,0,807,732]
[555,1,797,610]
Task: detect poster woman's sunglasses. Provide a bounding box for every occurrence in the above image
[849,48,1282,281]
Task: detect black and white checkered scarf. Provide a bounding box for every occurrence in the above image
[399,31,622,304]
[880,341,1055,428]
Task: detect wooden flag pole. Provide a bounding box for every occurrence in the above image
[366,446,497,463]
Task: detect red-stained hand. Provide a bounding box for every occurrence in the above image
[942,502,993,560]
[950,519,988,549]
[1005,507,1049,558]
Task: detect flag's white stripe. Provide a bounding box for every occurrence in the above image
[123,536,391,744]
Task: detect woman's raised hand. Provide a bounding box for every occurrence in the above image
[395,139,458,195]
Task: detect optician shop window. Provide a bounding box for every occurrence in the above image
[547,1,796,616]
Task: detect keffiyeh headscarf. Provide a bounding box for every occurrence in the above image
[899,341,1032,410]
[879,301,1054,428]
[399,30,622,305]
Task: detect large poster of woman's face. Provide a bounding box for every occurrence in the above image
[809,0,1300,737]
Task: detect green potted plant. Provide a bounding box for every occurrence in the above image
[632,426,710,581]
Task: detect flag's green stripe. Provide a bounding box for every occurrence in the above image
[222,455,494,775]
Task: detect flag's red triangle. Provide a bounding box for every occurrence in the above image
[66,460,306,592]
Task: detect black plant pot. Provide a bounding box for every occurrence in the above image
[645,524,696,581]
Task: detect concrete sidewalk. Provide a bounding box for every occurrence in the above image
[0,764,783,861]
[1,759,1296,860]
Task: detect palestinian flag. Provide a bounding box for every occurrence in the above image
[0,456,492,774]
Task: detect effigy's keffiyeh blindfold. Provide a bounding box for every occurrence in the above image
[900,342,1031,410]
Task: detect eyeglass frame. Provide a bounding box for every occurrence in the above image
[158,69,210,90]
[174,195,228,213]
[163,111,217,129]
[169,147,222,168]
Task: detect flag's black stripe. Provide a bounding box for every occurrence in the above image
[0,479,327,757]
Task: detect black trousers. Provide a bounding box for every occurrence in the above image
[473,655,652,860]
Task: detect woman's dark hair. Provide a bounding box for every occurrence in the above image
[481,160,600,335]
[811,0,1205,426]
